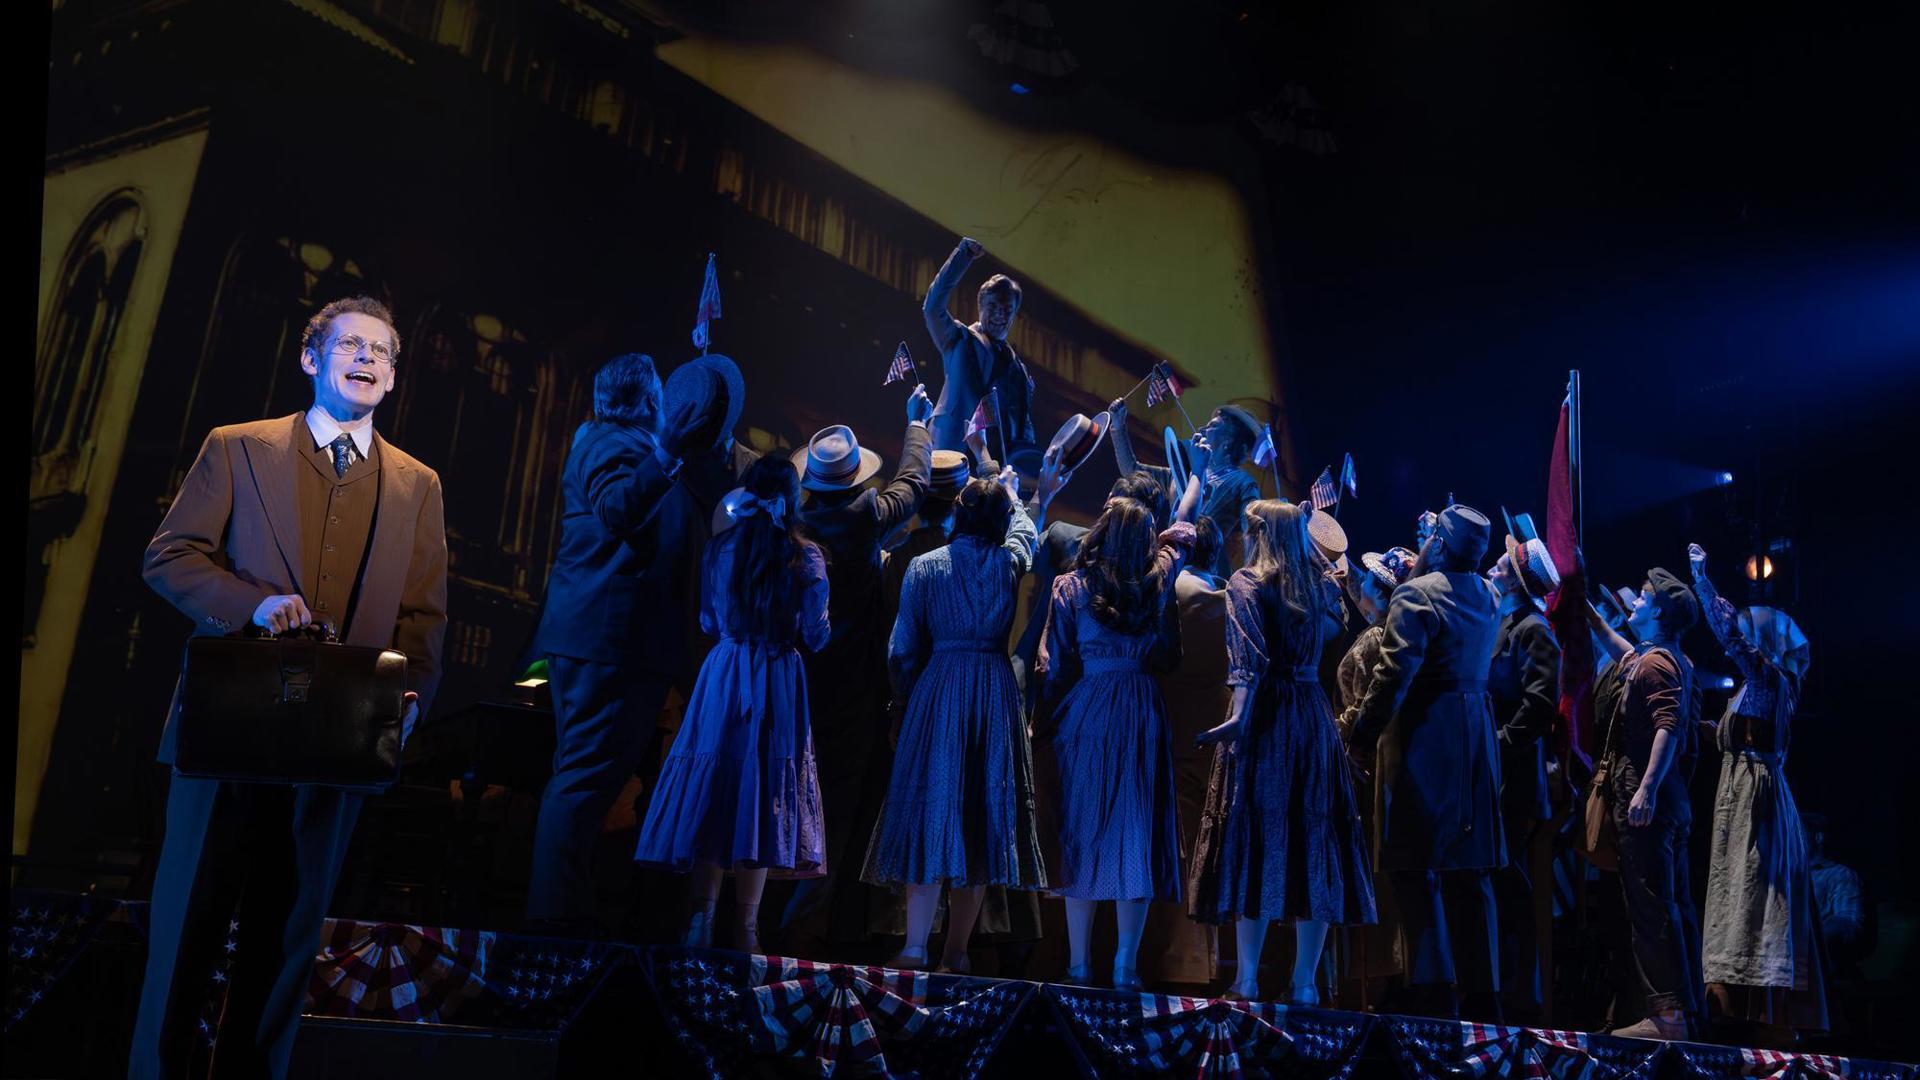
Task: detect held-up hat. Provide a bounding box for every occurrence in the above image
[664,353,746,456]
[1360,545,1419,593]
[1306,508,1350,574]
[1503,534,1562,612]
[1046,411,1110,475]
[791,425,883,493]
[1163,426,1193,496]
[1644,567,1700,633]
[1435,505,1492,565]
[928,450,971,497]
[1357,552,1398,594]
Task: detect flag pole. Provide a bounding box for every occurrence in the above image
[1568,369,1583,550]
[1172,397,1198,436]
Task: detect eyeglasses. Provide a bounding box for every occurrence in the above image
[329,334,399,366]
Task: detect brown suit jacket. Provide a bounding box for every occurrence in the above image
[144,413,449,763]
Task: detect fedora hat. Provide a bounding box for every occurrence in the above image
[928,450,971,497]
[791,425,883,492]
[664,353,745,455]
[1046,411,1110,475]
[1503,534,1562,612]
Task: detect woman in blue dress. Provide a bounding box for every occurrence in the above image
[635,454,831,952]
[1191,500,1376,1004]
[863,468,1047,971]
[1035,494,1197,990]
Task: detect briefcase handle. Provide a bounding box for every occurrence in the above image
[240,622,340,644]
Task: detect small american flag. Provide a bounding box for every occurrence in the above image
[691,252,722,352]
[1339,452,1358,497]
[966,388,1000,441]
[882,341,915,386]
[1309,466,1339,510]
[1251,423,1276,468]
[1146,363,1182,407]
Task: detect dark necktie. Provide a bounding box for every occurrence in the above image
[329,434,355,478]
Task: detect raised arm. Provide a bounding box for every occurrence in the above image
[872,391,936,535]
[585,429,678,537]
[1001,491,1037,574]
[1107,397,1145,478]
[143,428,282,633]
[1690,542,1763,682]
[923,238,981,355]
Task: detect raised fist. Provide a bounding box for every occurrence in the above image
[906,384,933,424]
[961,237,986,258]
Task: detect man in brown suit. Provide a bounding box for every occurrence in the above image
[131,296,448,1079]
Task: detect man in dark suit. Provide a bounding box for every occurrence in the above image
[1349,504,1508,1022]
[779,388,933,953]
[923,236,1036,459]
[1487,536,1565,1023]
[529,353,699,930]
[132,296,448,1079]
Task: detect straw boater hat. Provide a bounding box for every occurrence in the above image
[927,450,971,498]
[1046,411,1110,474]
[1503,534,1562,613]
[1306,508,1350,574]
[791,425,883,493]
[1358,548,1418,594]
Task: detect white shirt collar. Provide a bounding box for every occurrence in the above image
[305,407,375,459]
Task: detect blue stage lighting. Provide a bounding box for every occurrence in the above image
[1715,471,1735,487]
[1009,82,1031,95]
[1716,675,1737,690]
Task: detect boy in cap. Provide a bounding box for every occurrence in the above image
[1585,566,1706,1039]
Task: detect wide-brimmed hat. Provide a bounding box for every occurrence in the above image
[1306,508,1350,574]
[1047,411,1110,474]
[791,425,882,492]
[1357,552,1398,595]
[1436,505,1491,564]
[928,450,971,497]
[1503,534,1562,612]
[664,353,745,455]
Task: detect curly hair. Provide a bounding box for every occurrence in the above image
[1077,497,1174,635]
[300,296,399,359]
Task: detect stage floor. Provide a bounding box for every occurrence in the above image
[8,894,1916,1077]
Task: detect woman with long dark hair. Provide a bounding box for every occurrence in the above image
[1035,493,1197,989]
[1191,500,1376,1003]
[863,467,1046,971]
[635,453,831,951]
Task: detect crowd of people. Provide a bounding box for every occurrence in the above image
[129,236,1838,1076]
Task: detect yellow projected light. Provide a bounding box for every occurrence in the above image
[656,37,1279,411]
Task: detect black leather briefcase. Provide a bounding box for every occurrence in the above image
[173,626,408,792]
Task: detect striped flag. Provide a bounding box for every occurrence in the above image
[691,252,722,352]
[1339,452,1358,497]
[1145,363,1182,407]
[966,388,1000,441]
[882,341,915,386]
[1251,423,1276,469]
[1309,467,1338,510]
